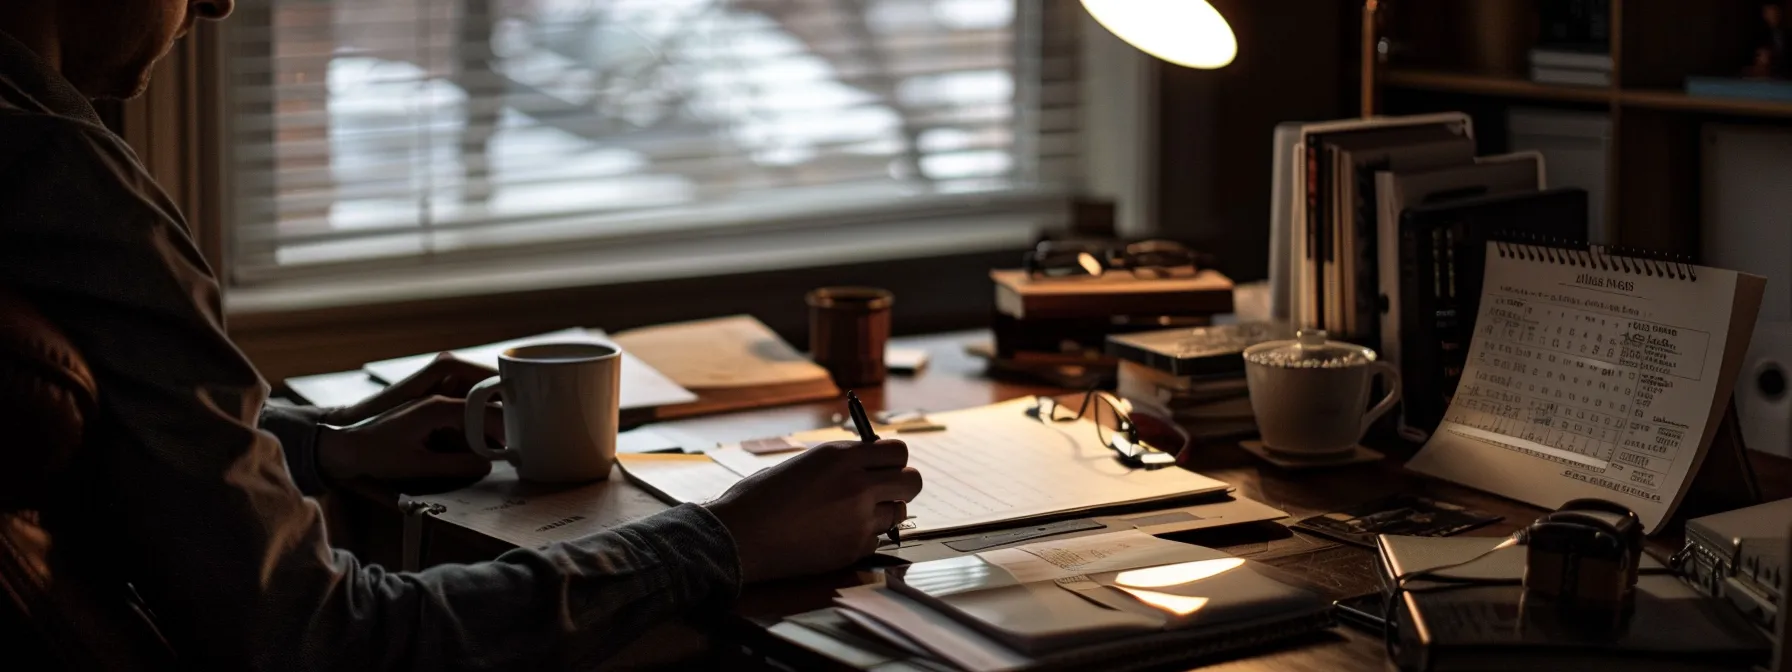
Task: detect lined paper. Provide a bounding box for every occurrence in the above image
[638,398,1230,538]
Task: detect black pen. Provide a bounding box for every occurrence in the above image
[846,391,901,546]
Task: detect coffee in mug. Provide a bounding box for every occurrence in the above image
[464,342,620,482]
[1243,330,1401,456]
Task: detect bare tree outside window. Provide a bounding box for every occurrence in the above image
[227,0,1079,277]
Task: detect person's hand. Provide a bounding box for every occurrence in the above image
[315,396,500,482]
[704,439,922,584]
[322,353,497,426]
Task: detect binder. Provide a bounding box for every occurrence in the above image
[1395,189,1589,432]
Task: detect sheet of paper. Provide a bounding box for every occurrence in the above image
[888,498,1287,564]
[647,398,1231,538]
[285,370,386,408]
[1110,497,1288,535]
[415,462,670,549]
[1408,243,1744,531]
[978,530,1223,584]
[615,453,741,505]
[610,315,829,389]
[885,347,930,373]
[834,586,1029,672]
[616,427,683,454]
[361,328,697,410]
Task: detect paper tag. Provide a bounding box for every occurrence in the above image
[886,347,931,372]
[740,437,806,455]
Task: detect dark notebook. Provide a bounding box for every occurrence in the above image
[1377,535,1769,672]
[1104,322,1296,378]
[1396,188,1589,433]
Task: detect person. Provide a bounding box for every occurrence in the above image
[0,0,922,669]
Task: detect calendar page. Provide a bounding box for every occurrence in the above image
[1407,242,1745,531]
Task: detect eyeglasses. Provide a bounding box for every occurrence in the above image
[1022,240,1207,279]
[1026,391,1188,469]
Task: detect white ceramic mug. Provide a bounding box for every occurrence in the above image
[464,342,620,482]
[1244,332,1401,455]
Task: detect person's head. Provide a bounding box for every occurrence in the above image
[14,0,234,100]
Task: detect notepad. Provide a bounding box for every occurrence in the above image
[609,315,840,417]
[619,398,1231,538]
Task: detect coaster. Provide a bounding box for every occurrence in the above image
[1238,440,1382,469]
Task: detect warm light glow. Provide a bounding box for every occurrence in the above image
[1077,252,1104,276]
[1081,0,1238,69]
[1113,558,1246,588]
[1116,587,1211,616]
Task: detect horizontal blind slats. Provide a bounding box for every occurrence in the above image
[229,0,1080,275]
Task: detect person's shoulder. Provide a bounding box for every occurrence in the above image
[0,109,175,224]
[0,109,144,181]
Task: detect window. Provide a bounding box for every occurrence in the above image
[222,0,1083,285]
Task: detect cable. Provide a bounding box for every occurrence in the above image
[1381,536,1524,670]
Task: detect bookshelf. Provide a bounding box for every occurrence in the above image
[1363,0,1791,258]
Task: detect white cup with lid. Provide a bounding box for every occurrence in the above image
[1243,329,1401,456]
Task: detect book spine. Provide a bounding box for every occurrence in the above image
[1354,161,1383,343]
[1438,226,1463,408]
[1399,224,1445,431]
[1307,139,1324,329]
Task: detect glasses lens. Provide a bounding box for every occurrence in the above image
[1028,243,1109,277]
[1121,240,1198,270]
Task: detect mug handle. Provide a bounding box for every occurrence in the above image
[1357,361,1403,440]
[464,376,516,463]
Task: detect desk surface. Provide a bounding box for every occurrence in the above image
[326,330,1792,672]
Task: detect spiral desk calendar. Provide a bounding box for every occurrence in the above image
[1407,240,1766,532]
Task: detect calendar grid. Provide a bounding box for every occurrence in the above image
[1441,294,1688,490]
[1408,241,1748,532]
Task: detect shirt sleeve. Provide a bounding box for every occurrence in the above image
[0,113,743,670]
[259,401,331,495]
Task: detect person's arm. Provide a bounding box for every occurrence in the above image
[0,115,742,669]
[259,401,331,495]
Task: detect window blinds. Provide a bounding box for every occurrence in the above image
[223,0,1082,282]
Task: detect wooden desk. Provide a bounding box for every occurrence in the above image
[324,330,1792,671]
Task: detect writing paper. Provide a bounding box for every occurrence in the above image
[625,398,1230,538]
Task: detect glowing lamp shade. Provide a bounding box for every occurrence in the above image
[1081,0,1237,69]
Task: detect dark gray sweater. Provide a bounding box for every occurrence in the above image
[0,29,740,670]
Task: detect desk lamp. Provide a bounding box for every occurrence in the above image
[1080,0,1237,69]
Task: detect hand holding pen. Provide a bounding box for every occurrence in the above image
[847,390,908,545]
[702,392,922,582]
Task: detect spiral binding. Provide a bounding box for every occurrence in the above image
[1493,234,1698,282]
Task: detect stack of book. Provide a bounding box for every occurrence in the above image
[1274,113,1591,437]
[982,268,1234,386]
[1106,322,1293,443]
[1530,47,1611,87]
[1530,0,1611,86]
